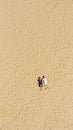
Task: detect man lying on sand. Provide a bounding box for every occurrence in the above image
[37,77,42,90]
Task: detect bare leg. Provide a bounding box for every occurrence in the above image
[45,85,48,89]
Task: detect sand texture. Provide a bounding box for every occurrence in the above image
[0,0,73,130]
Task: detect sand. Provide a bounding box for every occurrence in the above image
[0,0,73,130]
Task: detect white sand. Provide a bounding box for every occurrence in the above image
[0,0,73,130]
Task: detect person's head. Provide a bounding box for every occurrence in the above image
[38,77,41,79]
[42,76,45,78]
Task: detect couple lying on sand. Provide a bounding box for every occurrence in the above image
[37,76,48,90]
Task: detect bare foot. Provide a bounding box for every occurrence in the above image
[45,87,48,90]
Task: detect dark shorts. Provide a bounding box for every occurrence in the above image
[38,82,42,87]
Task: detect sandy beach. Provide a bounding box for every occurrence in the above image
[0,0,73,130]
